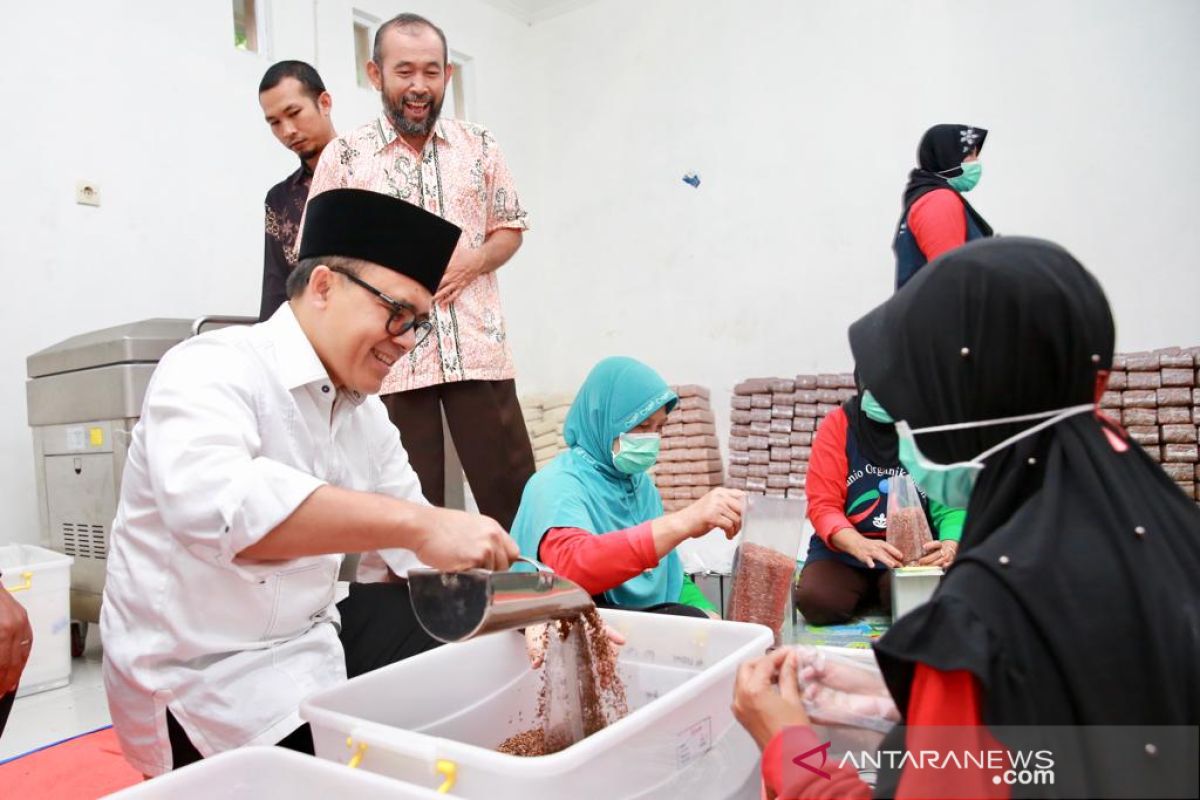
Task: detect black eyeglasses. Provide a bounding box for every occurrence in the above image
[331,266,433,345]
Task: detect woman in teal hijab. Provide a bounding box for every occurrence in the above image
[512,357,745,615]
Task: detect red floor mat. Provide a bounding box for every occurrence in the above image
[0,726,143,798]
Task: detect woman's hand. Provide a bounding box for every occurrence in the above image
[829,528,903,569]
[917,539,959,568]
[732,648,810,751]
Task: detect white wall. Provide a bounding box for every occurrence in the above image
[3,0,1198,546]
[505,0,1200,454]
[0,0,535,545]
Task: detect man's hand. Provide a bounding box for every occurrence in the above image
[917,539,959,568]
[0,584,33,694]
[411,507,519,572]
[732,648,810,751]
[433,244,486,307]
[830,528,903,569]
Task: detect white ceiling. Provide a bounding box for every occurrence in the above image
[478,0,600,25]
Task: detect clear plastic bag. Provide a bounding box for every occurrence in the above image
[885,475,933,566]
[727,495,805,645]
[792,646,899,734]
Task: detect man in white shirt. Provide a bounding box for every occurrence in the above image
[101,188,519,775]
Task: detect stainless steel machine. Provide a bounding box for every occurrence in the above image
[26,316,254,653]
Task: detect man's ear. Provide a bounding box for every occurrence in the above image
[366,59,383,92]
[307,264,336,308]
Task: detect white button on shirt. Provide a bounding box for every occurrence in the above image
[101,305,429,776]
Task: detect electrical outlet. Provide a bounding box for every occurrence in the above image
[76,181,101,207]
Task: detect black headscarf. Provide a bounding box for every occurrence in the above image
[901,123,993,237]
[852,237,1200,797]
[844,372,899,468]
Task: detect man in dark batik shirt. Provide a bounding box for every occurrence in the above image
[257,61,337,320]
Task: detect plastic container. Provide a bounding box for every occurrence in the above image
[106,746,454,798]
[1,544,73,697]
[727,495,806,645]
[300,608,773,799]
[891,566,943,621]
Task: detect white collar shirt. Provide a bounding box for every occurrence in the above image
[101,304,428,776]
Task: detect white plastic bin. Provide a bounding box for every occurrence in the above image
[0,544,73,697]
[105,746,456,798]
[891,566,944,621]
[301,609,773,799]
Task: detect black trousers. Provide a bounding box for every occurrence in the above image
[0,690,14,740]
[381,379,535,531]
[169,581,440,770]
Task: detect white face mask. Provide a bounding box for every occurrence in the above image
[895,403,1096,508]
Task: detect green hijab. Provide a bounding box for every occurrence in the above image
[511,357,681,607]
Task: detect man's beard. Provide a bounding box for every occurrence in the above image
[383,88,444,138]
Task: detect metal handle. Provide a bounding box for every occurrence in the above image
[515,555,553,573]
[190,315,258,337]
[4,571,33,593]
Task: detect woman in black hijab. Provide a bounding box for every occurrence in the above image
[893,123,994,290]
[733,237,1200,798]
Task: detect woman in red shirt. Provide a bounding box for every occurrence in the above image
[733,238,1200,799]
[893,124,993,290]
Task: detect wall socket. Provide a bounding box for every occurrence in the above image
[76,181,101,207]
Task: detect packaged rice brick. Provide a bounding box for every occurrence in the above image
[726,477,748,491]
[768,461,790,475]
[1163,425,1199,444]
[765,488,788,498]
[1163,444,1199,463]
[817,374,841,389]
[1158,406,1192,425]
[691,471,725,487]
[732,395,752,410]
[1158,388,1192,407]
[750,421,773,434]
[673,384,711,399]
[747,435,770,450]
[656,474,678,487]
[1194,388,1200,405]
[729,435,749,452]
[735,379,773,395]
[795,390,819,404]
[1126,372,1161,390]
[769,379,796,393]
[773,392,798,405]
[1127,426,1160,446]
[1196,464,1200,481]
[528,419,558,438]
[751,393,773,409]
[730,410,752,425]
[678,448,707,461]
[1106,371,1127,390]
[770,419,792,434]
[793,417,816,432]
[731,424,751,437]
[1159,354,1195,369]
[696,458,725,473]
[790,431,813,446]
[770,446,791,462]
[682,422,717,436]
[838,373,856,388]
[681,409,715,424]
[1152,346,1183,356]
[746,477,768,492]
[1124,353,1160,372]
[665,410,682,425]
[749,408,772,423]
[1162,369,1196,388]
[1099,391,1122,409]
[661,437,682,451]
[684,434,720,449]
[794,404,819,418]
[749,450,770,465]
[837,388,857,402]
[664,423,685,436]
[1111,354,1127,370]
[790,461,809,474]
[767,474,790,489]
[1175,482,1196,500]
[1122,390,1157,409]
[1194,407,1200,425]
[1162,463,1194,481]
[816,389,841,404]
[729,451,750,466]
[817,403,840,416]
[794,375,818,390]
[1122,408,1157,426]
[1144,445,1162,463]
[788,473,807,488]
[771,404,795,419]
[659,449,684,463]
[532,432,557,450]
[768,433,791,448]
[677,396,708,412]
[791,446,812,461]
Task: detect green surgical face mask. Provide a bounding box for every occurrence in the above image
[861,391,894,424]
[948,160,982,192]
[613,432,661,474]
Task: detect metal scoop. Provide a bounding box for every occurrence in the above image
[408,557,594,643]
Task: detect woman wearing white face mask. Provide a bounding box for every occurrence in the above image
[733,238,1200,799]
[511,357,744,617]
